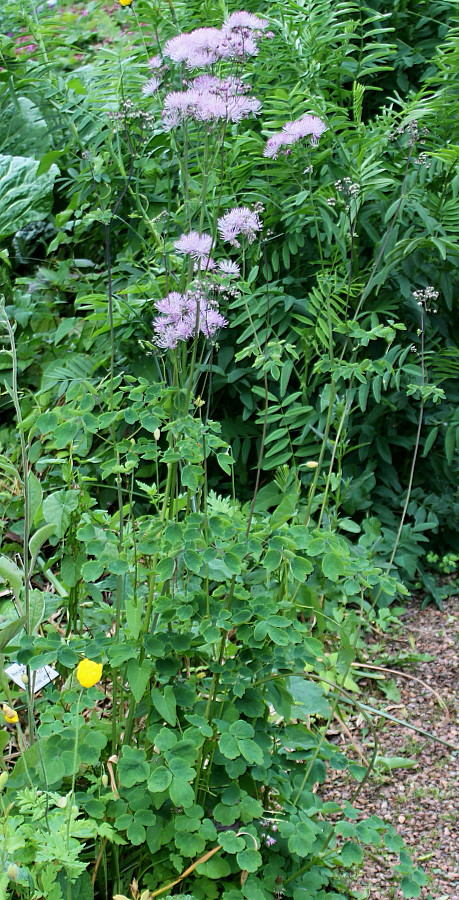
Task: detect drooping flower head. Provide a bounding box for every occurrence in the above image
[218,206,262,247]
[264,113,326,158]
[2,703,18,724]
[174,231,213,261]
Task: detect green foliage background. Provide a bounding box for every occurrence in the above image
[0,0,458,898]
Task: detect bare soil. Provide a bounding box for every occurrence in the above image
[328,594,459,899]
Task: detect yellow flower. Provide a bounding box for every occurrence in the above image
[118,0,133,6]
[76,658,103,689]
[2,703,19,724]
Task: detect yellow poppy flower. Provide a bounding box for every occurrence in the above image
[118,0,133,6]
[2,703,19,724]
[76,658,103,689]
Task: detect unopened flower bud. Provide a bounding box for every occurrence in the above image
[101,773,109,787]
[0,771,8,791]
[305,460,319,469]
[153,428,161,441]
[56,796,67,808]
[21,673,29,685]
[7,864,19,882]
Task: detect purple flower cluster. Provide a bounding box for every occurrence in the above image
[153,289,228,349]
[164,12,269,69]
[218,206,262,247]
[174,231,213,261]
[162,75,261,128]
[264,113,326,158]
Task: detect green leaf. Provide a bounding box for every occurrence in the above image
[218,831,246,854]
[127,819,146,845]
[196,855,231,879]
[183,549,202,575]
[156,557,175,580]
[1,97,50,159]
[29,524,55,566]
[0,555,23,601]
[322,551,346,581]
[148,766,172,793]
[374,756,417,771]
[219,733,239,759]
[28,471,43,524]
[290,555,314,581]
[236,848,262,873]
[118,747,150,788]
[341,841,363,866]
[213,803,238,825]
[0,615,26,651]
[151,686,177,726]
[170,776,195,808]
[81,560,105,582]
[289,676,331,718]
[0,154,58,239]
[229,720,254,739]
[238,739,264,766]
[288,822,318,857]
[43,490,79,540]
[127,659,152,703]
[400,876,422,898]
[168,758,195,780]
[176,830,206,857]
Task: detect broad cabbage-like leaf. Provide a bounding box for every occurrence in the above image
[0,154,58,239]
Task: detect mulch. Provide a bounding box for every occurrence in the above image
[325,593,459,899]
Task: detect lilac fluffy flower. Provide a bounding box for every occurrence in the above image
[174,231,213,261]
[264,113,326,158]
[218,206,262,247]
[163,14,270,69]
[148,55,163,69]
[153,289,227,349]
[164,28,223,67]
[223,11,269,31]
[194,257,216,272]
[162,78,261,128]
[218,259,241,277]
[218,31,259,60]
[142,76,161,96]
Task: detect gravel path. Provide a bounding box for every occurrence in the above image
[327,594,459,899]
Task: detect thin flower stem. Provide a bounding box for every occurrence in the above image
[66,689,83,847]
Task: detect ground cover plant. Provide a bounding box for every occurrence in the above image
[0,0,458,898]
